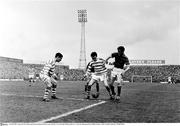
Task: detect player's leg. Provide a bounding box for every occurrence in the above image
[39,74,52,102]
[116,85,122,100]
[109,70,117,100]
[51,77,58,99]
[103,80,111,95]
[43,86,51,102]
[109,77,116,96]
[100,73,112,99]
[85,77,91,93]
[51,84,58,99]
[116,73,123,101]
[85,83,88,92]
[28,78,31,86]
[86,78,96,99]
[42,76,52,102]
[95,81,99,94]
[91,80,100,99]
[109,76,117,100]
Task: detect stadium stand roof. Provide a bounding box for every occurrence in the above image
[0,56,23,63]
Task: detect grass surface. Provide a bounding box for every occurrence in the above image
[0,81,180,123]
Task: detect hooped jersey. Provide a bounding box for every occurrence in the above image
[86,62,95,73]
[40,59,56,77]
[87,58,107,74]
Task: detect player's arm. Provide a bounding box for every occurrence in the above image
[123,64,130,72]
[52,73,59,80]
[86,69,92,76]
[122,58,130,76]
[43,60,54,76]
[84,62,92,77]
[85,62,90,72]
[120,64,130,77]
[105,55,112,64]
[105,53,116,64]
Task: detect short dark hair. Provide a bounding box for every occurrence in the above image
[55,52,63,58]
[91,52,97,57]
[117,46,125,52]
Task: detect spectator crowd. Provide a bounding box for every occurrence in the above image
[0,59,180,83]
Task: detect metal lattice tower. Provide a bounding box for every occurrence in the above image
[78,9,87,69]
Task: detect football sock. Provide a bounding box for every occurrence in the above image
[105,86,111,96]
[85,84,88,92]
[51,84,57,96]
[43,86,51,99]
[96,82,99,92]
[110,85,116,95]
[117,86,122,96]
[87,85,91,96]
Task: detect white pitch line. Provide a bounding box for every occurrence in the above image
[35,100,106,123]
[124,89,180,93]
[0,93,85,101]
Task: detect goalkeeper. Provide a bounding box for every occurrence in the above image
[84,62,99,98]
[39,52,63,102]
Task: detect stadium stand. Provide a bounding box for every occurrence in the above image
[0,56,180,82]
[0,56,85,81]
[124,65,180,83]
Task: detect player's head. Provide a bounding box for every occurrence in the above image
[117,46,125,55]
[91,52,97,61]
[55,52,63,62]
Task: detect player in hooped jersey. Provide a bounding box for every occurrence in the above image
[84,62,99,94]
[106,46,130,101]
[85,52,112,99]
[40,53,63,102]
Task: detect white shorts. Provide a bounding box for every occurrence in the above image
[29,74,34,79]
[111,67,124,83]
[91,73,107,82]
[40,74,57,87]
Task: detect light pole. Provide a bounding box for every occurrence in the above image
[78,9,87,69]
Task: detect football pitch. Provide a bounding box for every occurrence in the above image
[0,80,180,123]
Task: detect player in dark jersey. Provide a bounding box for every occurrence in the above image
[106,46,130,101]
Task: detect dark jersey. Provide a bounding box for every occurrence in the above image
[111,53,130,69]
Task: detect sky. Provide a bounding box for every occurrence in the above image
[0,0,179,68]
